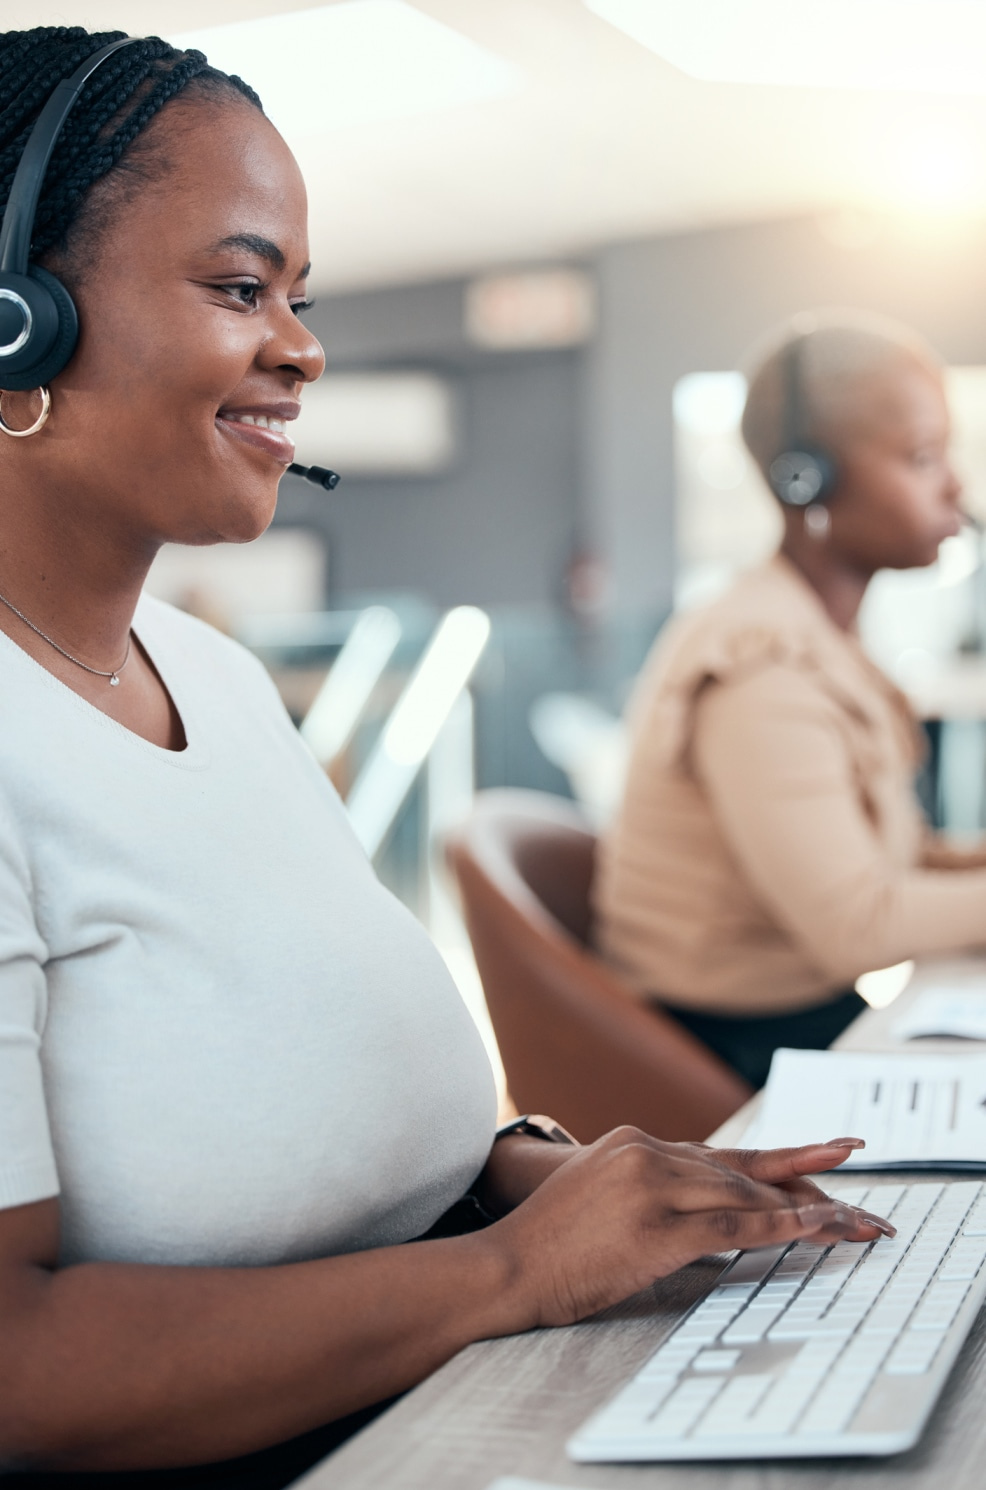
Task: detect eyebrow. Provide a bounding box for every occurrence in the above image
[206,233,311,279]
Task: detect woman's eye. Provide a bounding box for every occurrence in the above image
[220,283,262,307]
[291,299,315,318]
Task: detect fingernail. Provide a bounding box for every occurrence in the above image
[853,1206,896,1237]
[823,1137,865,1149]
[798,1203,851,1227]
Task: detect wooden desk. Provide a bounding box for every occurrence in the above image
[298,959,986,1490]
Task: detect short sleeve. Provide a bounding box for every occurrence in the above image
[0,793,58,1209]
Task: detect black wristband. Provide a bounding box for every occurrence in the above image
[495,1114,578,1145]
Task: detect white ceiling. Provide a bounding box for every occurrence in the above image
[10,0,986,293]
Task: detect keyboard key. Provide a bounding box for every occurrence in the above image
[910,1281,970,1332]
[722,1304,790,1344]
[692,1349,741,1372]
[593,1377,679,1432]
[648,1376,725,1436]
[570,1180,986,1463]
[796,1336,890,1434]
[720,1244,790,1286]
[885,1331,944,1375]
[940,1241,986,1282]
[693,1375,773,1437]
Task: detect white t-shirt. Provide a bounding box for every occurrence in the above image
[0,595,497,1267]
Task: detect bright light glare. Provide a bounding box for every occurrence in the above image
[856,960,915,1008]
[585,0,986,95]
[170,2,519,140]
[381,608,491,767]
[882,128,980,210]
[673,372,746,436]
[299,607,401,766]
[345,607,491,858]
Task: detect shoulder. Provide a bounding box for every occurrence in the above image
[632,559,825,715]
[656,558,826,684]
[628,558,879,771]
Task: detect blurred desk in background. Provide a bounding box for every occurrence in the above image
[298,956,986,1490]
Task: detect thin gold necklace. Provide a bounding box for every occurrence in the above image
[0,589,132,686]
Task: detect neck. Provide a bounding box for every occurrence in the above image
[779,527,872,632]
[0,471,156,670]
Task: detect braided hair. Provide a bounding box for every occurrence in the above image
[0,27,263,267]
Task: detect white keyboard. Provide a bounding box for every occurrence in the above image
[569,1181,986,1461]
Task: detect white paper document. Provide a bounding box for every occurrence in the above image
[891,988,986,1042]
[487,1480,577,1490]
[753,1048,986,1169]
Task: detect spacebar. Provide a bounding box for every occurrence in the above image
[719,1243,791,1286]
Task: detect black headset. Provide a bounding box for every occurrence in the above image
[0,35,340,490]
[0,37,140,391]
[767,331,839,508]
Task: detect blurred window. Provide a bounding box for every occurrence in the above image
[673,371,780,611]
[292,373,455,477]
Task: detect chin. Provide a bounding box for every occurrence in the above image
[211,482,280,545]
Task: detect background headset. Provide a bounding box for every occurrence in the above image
[767,330,839,509]
[0,35,339,489]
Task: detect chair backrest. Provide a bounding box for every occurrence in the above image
[446,789,752,1144]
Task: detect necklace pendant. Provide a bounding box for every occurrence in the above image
[109,673,120,687]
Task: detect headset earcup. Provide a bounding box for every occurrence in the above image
[769,442,839,507]
[23,264,79,387]
[0,264,78,390]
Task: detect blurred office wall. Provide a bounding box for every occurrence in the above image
[275,210,986,627]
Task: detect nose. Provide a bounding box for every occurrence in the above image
[263,306,326,386]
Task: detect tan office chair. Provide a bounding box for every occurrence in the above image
[446,789,752,1144]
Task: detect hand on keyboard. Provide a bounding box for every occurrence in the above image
[570,1179,985,1461]
[492,1128,894,1330]
[685,1140,894,1241]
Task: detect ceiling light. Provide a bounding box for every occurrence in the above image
[170,2,519,140]
[585,0,986,95]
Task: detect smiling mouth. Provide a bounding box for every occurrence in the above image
[216,411,296,464]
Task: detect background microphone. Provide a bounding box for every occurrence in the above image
[287,462,341,490]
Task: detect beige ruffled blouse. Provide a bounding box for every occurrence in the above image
[593,554,986,1015]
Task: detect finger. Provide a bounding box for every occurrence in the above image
[658,1165,798,1216]
[715,1139,866,1184]
[771,1197,894,1243]
[660,1199,868,1260]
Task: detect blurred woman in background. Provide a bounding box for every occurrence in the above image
[595,311,986,1089]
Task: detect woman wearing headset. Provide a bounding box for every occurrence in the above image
[0,30,888,1488]
[595,313,986,1091]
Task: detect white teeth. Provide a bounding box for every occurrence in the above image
[230,414,286,433]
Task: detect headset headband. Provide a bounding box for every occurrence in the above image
[780,333,807,453]
[0,36,141,275]
[768,323,838,507]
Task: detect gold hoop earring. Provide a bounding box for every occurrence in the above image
[0,386,51,438]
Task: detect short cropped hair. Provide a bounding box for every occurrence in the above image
[740,310,942,481]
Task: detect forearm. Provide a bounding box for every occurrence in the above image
[695,679,986,981]
[2,1227,527,1472]
[922,833,986,871]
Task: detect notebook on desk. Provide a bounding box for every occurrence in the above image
[745,1048,986,1170]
